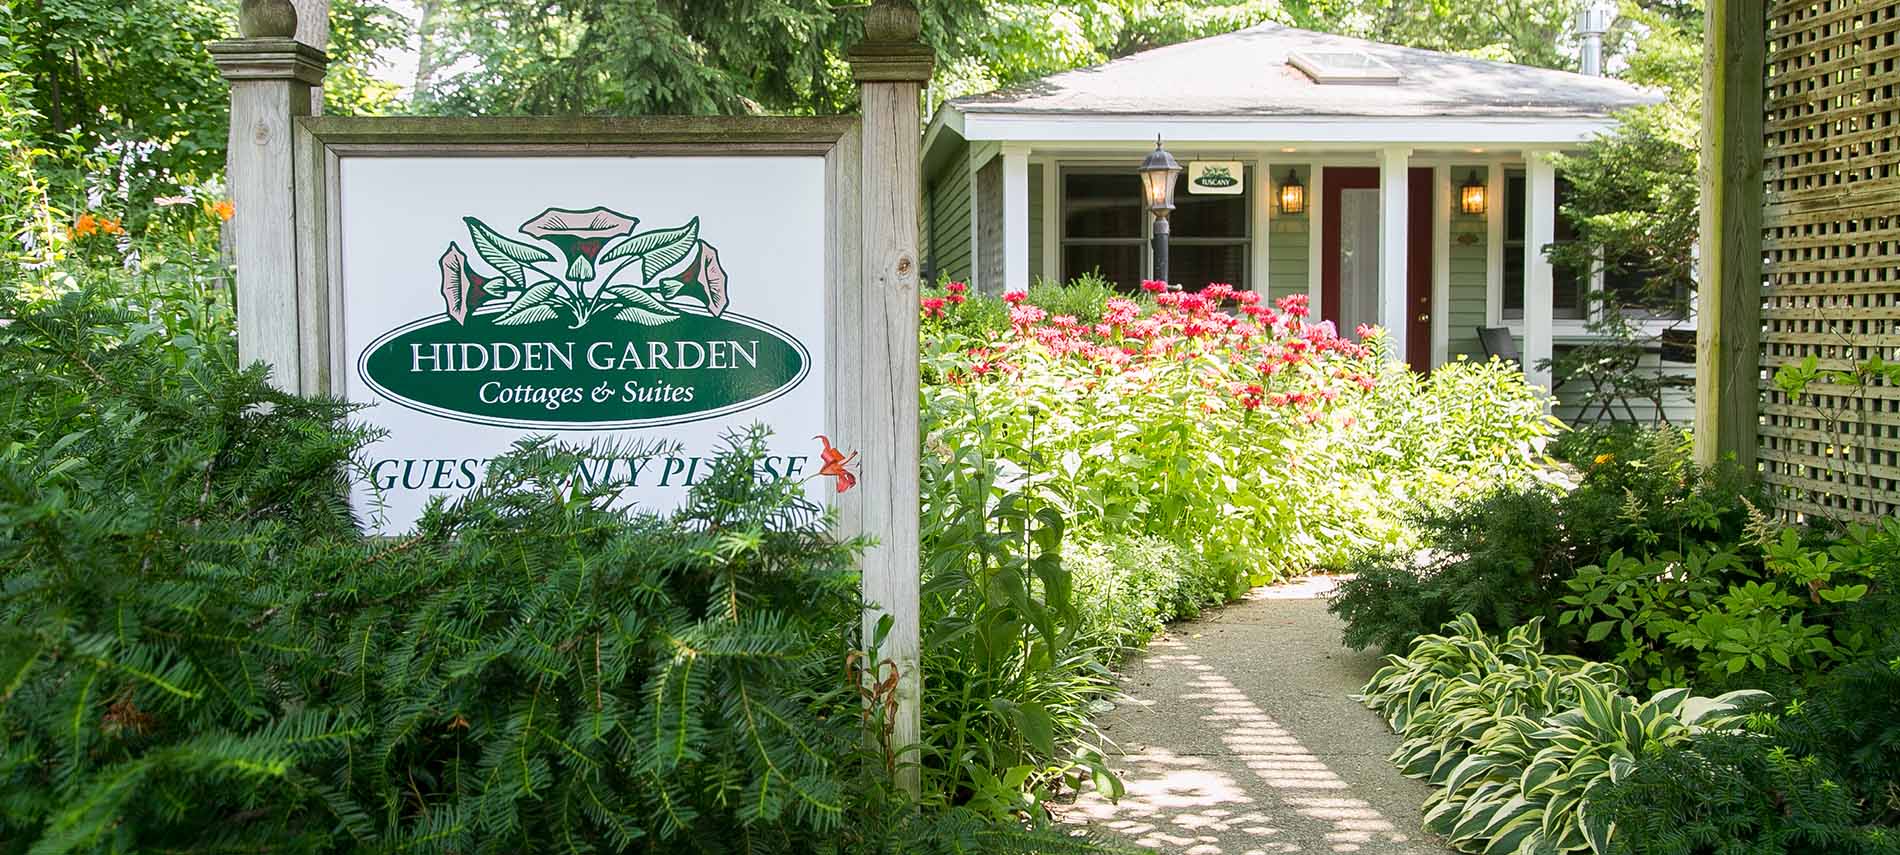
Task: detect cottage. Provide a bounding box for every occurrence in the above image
[921,22,1678,407]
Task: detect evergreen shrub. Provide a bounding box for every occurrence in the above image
[0,291,1111,854]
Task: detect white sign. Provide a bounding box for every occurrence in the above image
[1188,161,1245,195]
[336,156,827,533]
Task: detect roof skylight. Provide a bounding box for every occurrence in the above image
[1287,50,1401,84]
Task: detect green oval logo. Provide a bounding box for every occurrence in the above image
[359,307,809,430]
[358,205,810,430]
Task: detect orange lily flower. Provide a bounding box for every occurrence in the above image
[815,435,859,494]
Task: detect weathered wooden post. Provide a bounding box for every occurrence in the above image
[1694,0,1764,470]
[846,0,932,795]
[209,0,328,393]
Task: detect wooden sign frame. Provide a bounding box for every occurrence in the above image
[216,9,928,791]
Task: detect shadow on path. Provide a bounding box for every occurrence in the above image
[1062,578,1452,854]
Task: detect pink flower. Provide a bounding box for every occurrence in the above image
[920,296,947,318]
[1140,279,1168,294]
[947,292,966,305]
[1004,290,1028,304]
[1355,323,1378,339]
[945,281,968,294]
[1009,304,1048,328]
[1237,291,1262,305]
[1275,293,1311,318]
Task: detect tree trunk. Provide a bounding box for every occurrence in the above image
[412,0,444,106]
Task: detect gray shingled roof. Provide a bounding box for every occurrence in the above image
[949,23,1656,119]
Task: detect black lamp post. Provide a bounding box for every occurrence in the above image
[1138,136,1182,286]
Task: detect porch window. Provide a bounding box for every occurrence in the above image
[1061,171,1147,289]
[1060,168,1250,291]
[1501,172,1582,320]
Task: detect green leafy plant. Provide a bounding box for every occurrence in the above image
[917,390,1125,806]
[1560,520,1881,691]
[1331,427,1764,657]
[924,282,1558,586]
[1361,616,1767,855]
[1596,644,1900,855]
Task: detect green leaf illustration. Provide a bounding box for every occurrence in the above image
[613,305,681,326]
[604,285,682,326]
[465,217,554,288]
[492,280,563,326]
[598,218,700,283]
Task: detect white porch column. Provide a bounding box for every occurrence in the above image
[1525,152,1557,390]
[1040,161,1059,282]
[1307,164,1325,315]
[1001,144,1031,293]
[1252,155,1272,296]
[1378,147,1411,362]
[1485,158,1506,326]
[1431,165,1451,367]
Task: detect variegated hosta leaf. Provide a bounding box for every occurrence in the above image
[1678,689,1771,729]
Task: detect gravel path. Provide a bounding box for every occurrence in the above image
[1061,577,1455,854]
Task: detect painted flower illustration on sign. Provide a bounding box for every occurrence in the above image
[437,244,493,324]
[436,205,727,329]
[520,206,639,283]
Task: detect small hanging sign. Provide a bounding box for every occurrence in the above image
[1188,161,1245,195]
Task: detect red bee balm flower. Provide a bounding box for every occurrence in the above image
[1003,290,1028,304]
[1140,280,1168,294]
[920,296,948,318]
[945,281,968,294]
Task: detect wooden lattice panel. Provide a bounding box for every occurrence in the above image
[1761,0,1900,522]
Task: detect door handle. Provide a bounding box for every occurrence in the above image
[1416,313,1430,323]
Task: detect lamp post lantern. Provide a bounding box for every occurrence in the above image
[1138,136,1182,286]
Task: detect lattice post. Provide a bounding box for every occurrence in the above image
[1696,0,1766,471]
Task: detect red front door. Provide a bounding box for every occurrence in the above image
[1321,167,1435,371]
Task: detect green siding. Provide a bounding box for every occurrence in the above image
[1028,164,1045,282]
[1447,165,1492,361]
[1266,165,1310,300]
[924,140,972,283]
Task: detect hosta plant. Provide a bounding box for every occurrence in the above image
[1360,616,1768,855]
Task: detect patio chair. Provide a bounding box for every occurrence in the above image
[1476,327,1518,364]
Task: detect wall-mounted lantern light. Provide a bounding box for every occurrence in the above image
[1459,170,1488,216]
[1137,136,1182,284]
[1277,169,1306,216]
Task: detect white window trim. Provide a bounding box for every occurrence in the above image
[1493,162,1693,339]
